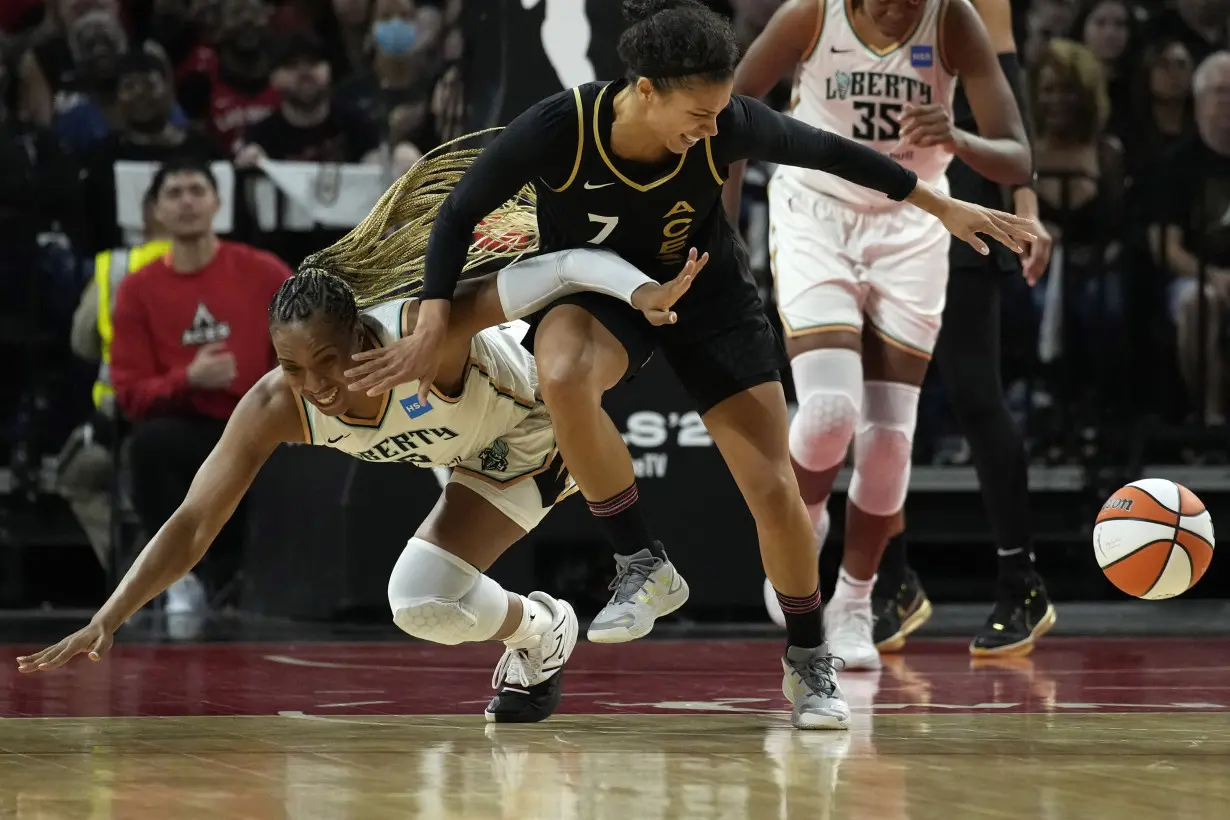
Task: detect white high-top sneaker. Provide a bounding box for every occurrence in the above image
[824,597,881,670]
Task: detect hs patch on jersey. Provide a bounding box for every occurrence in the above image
[400,396,433,419]
[910,45,933,68]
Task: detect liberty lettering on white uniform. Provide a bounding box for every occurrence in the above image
[301,301,543,474]
[779,0,956,208]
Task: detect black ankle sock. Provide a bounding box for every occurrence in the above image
[877,531,909,591]
[776,587,824,649]
[588,484,664,559]
[997,546,1035,578]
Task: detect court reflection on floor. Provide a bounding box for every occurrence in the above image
[2,708,1228,820]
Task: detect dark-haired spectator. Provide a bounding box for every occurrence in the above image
[1073,0,1140,135]
[1149,51,1230,427]
[81,50,223,254]
[1024,0,1079,66]
[110,158,291,617]
[336,0,443,160]
[1158,0,1230,66]
[53,10,129,154]
[235,31,381,265]
[16,0,121,127]
[1123,38,1196,180]
[178,0,280,153]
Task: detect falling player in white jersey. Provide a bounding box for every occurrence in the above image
[15,154,702,723]
[725,0,1033,667]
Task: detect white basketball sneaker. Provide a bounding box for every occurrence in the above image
[486,591,579,723]
[587,546,689,643]
[765,508,830,627]
[824,597,882,670]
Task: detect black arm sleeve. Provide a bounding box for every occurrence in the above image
[997,51,1036,186]
[421,92,579,301]
[717,95,918,201]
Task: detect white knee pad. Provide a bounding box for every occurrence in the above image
[848,381,921,516]
[387,538,509,646]
[788,348,863,472]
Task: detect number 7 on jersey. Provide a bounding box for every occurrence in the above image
[587,213,619,244]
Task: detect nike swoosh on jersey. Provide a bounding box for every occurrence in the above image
[583,181,615,189]
[327,435,349,444]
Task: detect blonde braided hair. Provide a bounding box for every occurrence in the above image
[296,129,540,308]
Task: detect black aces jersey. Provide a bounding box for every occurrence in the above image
[534,83,736,281]
[424,78,916,313]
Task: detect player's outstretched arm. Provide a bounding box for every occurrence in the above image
[722,0,821,222]
[898,0,1030,185]
[720,95,1035,255]
[15,374,301,673]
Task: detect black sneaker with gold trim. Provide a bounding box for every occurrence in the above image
[871,567,932,652]
[970,572,1057,657]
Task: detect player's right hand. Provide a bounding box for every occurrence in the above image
[630,247,710,326]
[16,621,113,673]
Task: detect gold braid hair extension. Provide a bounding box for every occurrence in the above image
[297,128,540,308]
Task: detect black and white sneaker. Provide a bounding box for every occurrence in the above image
[872,567,933,652]
[969,572,1057,657]
[485,591,579,723]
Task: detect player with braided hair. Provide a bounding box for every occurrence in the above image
[16,139,704,724]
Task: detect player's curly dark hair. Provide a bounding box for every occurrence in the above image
[268,269,359,335]
[618,0,739,90]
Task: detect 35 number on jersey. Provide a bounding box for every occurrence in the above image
[851,101,902,141]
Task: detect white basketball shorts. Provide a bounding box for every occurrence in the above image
[769,173,952,356]
[449,402,578,533]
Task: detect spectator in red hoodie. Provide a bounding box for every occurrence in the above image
[110,157,291,618]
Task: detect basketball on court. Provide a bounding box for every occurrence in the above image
[1094,479,1216,599]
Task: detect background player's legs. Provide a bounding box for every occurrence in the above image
[532,300,688,642]
[390,481,578,723]
[703,380,849,730]
[829,327,928,670]
[927,265,1054,656]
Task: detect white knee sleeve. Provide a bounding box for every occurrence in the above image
[387,537,509,645]
[848,381,921,516]
[788,348,863,472]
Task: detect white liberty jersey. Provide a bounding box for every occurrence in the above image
[300,299,539,470]
[777,0,956,210]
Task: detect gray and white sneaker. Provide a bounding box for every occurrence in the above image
[587,546,689,643]
[782,644,851,730]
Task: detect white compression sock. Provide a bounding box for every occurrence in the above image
[501,594,553,648]
[832,567,876,602]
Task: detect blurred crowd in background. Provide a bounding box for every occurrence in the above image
[0,0,1227,522]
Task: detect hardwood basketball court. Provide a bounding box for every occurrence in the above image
[3,636,1228,818]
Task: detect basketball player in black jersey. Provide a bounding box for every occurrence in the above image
[345,0,1035,730]
[871,0,1057,658]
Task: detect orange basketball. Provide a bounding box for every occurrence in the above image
[1094,479,1216,599]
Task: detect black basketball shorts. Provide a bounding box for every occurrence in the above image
[522,291,788,416]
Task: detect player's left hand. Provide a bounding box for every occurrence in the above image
[938,199,1036,257]
[900,103,957,148]
[630,247,709,326]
